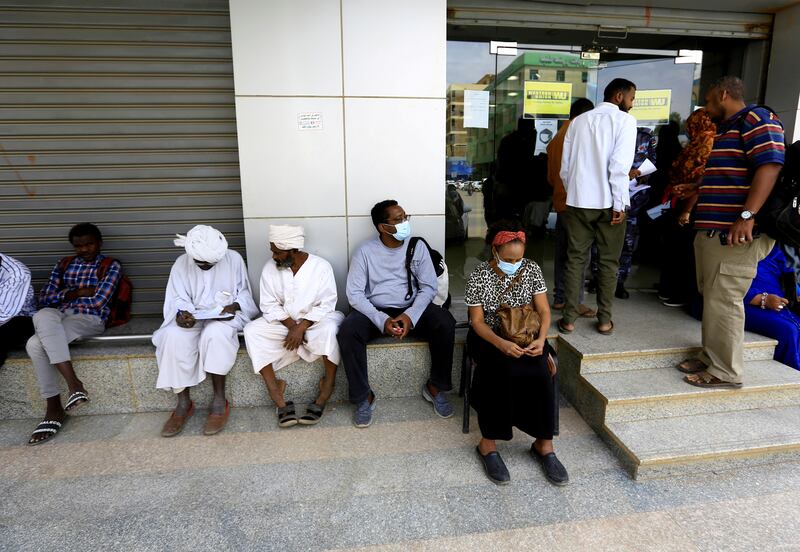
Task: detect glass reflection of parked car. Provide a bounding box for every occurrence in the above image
[463,180,482,195]
[446,183,471,243]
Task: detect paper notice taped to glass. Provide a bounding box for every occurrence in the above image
[464,90,489,129]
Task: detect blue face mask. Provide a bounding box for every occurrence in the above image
[496,253,522,276]
[391,220,412,242]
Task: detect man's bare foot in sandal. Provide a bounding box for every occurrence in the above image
[684,371,743,389]
[597,321,614,335]
[28,396,66,445]
[300,358,337,425]
[677,358,707,374]
[577,304,597,318]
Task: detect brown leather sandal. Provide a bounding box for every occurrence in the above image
[676,358,707,374]
[684,371,743,389]
[161,401,194,437]
[203,400,230,435]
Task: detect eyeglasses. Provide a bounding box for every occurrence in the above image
[385,215,411,225]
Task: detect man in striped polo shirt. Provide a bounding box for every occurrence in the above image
[677,76,785,388]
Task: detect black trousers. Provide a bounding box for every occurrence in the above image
[467,328,556,442]
[0,316,35,368]
[337,304,456,404]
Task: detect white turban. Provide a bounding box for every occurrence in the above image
[174,225,228,263]
[269,225,305,251]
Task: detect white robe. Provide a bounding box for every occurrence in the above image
[243,254,344,372]
[153,250,258,391]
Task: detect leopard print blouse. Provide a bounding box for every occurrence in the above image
[464,259,547,330]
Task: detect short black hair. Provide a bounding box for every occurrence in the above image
[603,78,636,102]
[570,98,594,119]
[371,200,398,229]
[68,222,102,244]
[708,76,745,101]
[485,219,525,246]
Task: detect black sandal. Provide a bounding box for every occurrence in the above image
[64,391,89,412]
[28,419,64,446]
[276,401,298,428]
[298,403,325,426]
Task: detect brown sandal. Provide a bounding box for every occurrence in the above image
[684,371,743,389]
[161,401,194,437]
[597,321,614,335]
[676,358,707,374]
[203,400,230,435]
[577,305,597,318]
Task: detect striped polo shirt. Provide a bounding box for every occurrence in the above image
[694,105,785,231]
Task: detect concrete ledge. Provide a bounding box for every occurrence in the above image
[0,332,467,420]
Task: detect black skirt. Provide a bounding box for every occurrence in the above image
[467,328,556,442]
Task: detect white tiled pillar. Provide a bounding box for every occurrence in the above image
[765,3,800,143]
[229,0,446,307]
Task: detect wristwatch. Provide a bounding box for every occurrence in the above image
[740,210,754,220]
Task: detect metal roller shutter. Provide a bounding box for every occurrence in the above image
[0,0,244,318]
[447,0,773,40]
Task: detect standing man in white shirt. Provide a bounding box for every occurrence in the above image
[557,78,637,336]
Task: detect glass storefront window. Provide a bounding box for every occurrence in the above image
[445,40,703,321]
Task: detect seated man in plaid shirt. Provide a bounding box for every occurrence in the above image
[26,223,122,445]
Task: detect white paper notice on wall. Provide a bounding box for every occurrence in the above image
[534,119,558,155]
[464,90,490,129]
[297,112,323,131]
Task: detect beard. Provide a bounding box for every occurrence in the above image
[276,255,294,269]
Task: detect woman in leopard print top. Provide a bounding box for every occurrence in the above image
[465,221,568,486]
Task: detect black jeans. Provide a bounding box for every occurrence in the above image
[0,316,35,368]
[337,304,456,404]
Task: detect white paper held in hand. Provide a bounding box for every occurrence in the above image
[638,158,657,177]
[192,305,225,320]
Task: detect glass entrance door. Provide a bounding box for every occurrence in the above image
[445,41,703,321]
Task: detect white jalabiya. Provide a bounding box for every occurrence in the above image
[153,250,258,392]
[244,254,344,372]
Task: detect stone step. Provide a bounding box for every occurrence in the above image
[572,338,777,375]
[604,405,800,479]
[584,359,800,423]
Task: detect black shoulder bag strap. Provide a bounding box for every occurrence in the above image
[404,237,421,301]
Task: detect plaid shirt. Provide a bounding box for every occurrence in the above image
[38,254,121,322]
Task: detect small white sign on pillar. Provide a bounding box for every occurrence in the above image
[297,112,323,131]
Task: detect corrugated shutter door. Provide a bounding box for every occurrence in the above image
[0,0,245,318]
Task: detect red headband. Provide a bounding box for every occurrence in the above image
[492,231,526,247]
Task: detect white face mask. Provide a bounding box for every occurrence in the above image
[495,252,522,276]
[391,220,412,241]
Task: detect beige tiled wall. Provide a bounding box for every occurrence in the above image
[229,0,447,303]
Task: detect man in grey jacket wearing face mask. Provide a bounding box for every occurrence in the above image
[338,199,456,428]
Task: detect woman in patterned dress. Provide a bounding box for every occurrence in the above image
[464,221,568,486]
[659,108,717,307]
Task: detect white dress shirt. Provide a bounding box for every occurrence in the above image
[560,102,637,212]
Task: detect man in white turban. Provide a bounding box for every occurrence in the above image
[243,225,344,427]
[153,225,258,437]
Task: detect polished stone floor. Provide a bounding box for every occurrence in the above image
[2,396,798,551]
